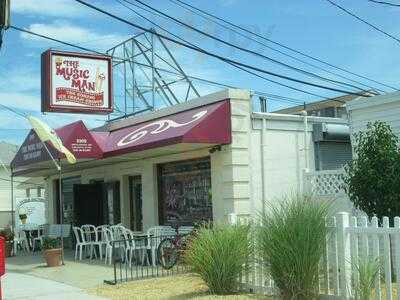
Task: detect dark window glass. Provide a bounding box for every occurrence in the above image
[158,157,212,226]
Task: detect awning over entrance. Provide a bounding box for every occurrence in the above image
[11,100,231,175]
[104,100,231,157]
[11,121,104,169]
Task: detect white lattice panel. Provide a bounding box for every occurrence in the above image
[305,170,345,196]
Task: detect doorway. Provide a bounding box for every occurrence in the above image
[73,183,104,226]
[129,176,143,231]
[73,181,121,226]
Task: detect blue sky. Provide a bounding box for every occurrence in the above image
[1,0,400,145]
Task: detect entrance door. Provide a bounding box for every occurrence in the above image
[73,183,104,226]
[129,176,143,231]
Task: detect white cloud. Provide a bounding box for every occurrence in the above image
[0,68,40,92]
[218,0,237,7]
[11,0,83,18]
[0,92,40,111]
[20,21,130,51]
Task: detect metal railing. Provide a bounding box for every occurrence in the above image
[104,234,190,285]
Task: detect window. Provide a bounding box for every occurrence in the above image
[55,176,81,224]
[314,142,352,170]
[158,157,212,226]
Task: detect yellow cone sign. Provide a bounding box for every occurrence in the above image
[27,116,77,164]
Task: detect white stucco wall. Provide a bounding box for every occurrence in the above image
[250,114,314,214]
[44,89,254,228]
[39,89,351,228]
[249,113,350,216]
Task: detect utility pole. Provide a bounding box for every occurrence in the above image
[0,0,10,49]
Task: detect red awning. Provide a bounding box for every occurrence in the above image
[11,121,103,169]
[11,100,231,173]
[103,100,231,157]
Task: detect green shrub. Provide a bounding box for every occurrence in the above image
[184,223,252,295]
[42,237,60,250]
[257,194,330,300]
[353,256,381,300]
[0,227,14,242]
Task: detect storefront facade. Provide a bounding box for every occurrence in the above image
[11,89,351,229]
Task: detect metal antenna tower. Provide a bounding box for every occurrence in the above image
[107,30,200,121]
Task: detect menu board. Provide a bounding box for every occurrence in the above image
[158,158,212,226]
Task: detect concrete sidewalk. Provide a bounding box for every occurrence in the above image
[2,272,107,300]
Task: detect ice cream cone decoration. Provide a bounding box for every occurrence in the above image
[97,73,106,92]
[27,116,77,164]
[94,67,106,93]
[95,67,100,92]
[55,56,63,66]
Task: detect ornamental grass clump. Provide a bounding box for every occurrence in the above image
[184,224,252,295]
[353,256,381,300]
[257,194,330,300]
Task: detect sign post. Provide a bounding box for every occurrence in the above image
[0,236,6,300]
[41,50,113,114]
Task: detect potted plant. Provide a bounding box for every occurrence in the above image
[42,237,62,267]
[18,207,28,224]
[0,228,14,257]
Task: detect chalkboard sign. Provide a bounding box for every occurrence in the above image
[158,157,212,226]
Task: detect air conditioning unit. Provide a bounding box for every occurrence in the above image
[313,123,350,142]
[0,0,10,30]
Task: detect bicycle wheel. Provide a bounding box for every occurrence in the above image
[157,238,178,270]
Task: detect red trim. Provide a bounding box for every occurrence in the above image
[41,49,113,114]
[104,100,231,157]
[13,100,233,172]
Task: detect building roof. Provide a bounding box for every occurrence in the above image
[0,141,19,166]
[273,93,373,115]
[347,91,400,111]
[11,89,241,176]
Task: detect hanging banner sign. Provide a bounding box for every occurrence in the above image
[41,50,113,114]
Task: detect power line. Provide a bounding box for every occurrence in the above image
[0,103,27,118]
[115,0,329,100]
[325,0,400,45]
[8,15,350,105]
[186,76,305,104]
[172,0,398,91]
[167,0,383,94]
[126,0,365,92]
[74,0,369,97]
[366,0,400,7]
[8,24,316,104]
[117,0,362,101]
[0,176,44,187]
[0,128,31,131]
[10,25,105,55]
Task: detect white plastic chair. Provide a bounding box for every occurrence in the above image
[110,225,125,241]
[72,226,92,260]
[178,226,194,235]
[90,225,109,260]
[32,225,46,250]
[122,229,136,265]
[146,226,175,266]
[103,227,125,265]
[13,230,30,255]
[81,224,96,243]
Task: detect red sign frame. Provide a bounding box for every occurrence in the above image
[41,49,113,114]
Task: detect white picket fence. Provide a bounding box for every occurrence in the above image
[236,212,400,300]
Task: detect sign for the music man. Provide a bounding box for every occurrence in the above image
[41,50,113,114]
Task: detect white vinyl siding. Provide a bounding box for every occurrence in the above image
[348,92,400,136]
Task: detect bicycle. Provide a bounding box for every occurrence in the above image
[157,227,195,270]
